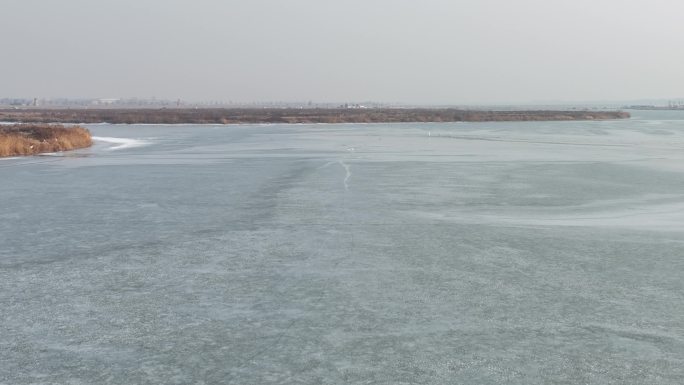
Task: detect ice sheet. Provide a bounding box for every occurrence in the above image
[2,114,684,384]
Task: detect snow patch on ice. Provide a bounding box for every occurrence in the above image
[93,136,150,151]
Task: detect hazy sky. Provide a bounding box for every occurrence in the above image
[3,0,684,104]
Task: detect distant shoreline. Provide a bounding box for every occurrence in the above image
[0,108,630,125]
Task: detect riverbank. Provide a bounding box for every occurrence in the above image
[0,124,92,157]
[0,108,630,125]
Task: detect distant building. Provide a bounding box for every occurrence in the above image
[92,98,120,106]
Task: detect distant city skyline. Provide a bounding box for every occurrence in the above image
[3,0,684,104]
[3,96,683,109]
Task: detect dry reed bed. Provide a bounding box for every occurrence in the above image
[0,124,92,157]
[0,108,630,125]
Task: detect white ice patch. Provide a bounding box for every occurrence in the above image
[93,136,150,151]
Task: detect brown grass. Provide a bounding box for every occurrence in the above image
[0,108,630,125]
[0,124,92,157]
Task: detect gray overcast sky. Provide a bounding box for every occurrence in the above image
[3,0,684,104]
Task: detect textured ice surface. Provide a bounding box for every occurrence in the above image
[2,111,684,384]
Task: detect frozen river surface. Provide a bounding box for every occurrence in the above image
[2,111,684,384]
